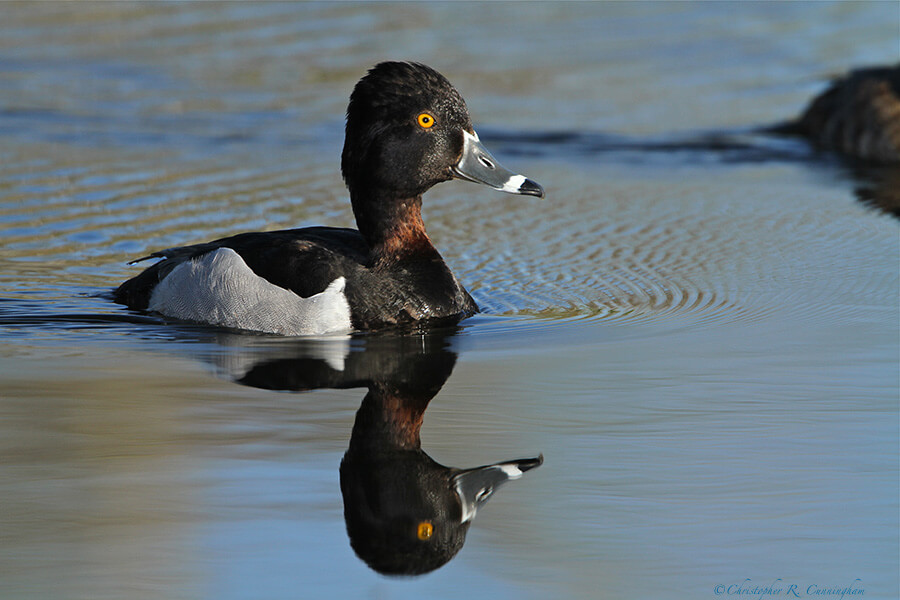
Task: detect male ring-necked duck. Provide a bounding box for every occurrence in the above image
[114,61,543,335]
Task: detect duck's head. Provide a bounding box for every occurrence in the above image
[341,61,544,200]
[341,449,543,576]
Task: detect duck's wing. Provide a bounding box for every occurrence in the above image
[114,227,369,310]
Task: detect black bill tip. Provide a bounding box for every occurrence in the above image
[518,178,545,198]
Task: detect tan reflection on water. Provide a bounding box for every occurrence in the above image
[0,355,207,597]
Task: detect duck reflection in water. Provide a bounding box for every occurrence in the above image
[222,329,542,576]
[340,356,542,575]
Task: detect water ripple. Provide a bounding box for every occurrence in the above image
[441,169,897,331]
[3,137,895,337]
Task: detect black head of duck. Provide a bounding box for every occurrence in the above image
[339,364,542,576]
[343,62,542,224]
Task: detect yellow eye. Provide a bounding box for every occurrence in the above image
[416,521,434,540]
[417,113,435,129]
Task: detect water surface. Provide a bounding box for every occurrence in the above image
[1,3,898,599]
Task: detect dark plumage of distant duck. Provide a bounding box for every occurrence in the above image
[114,62,543,335]
[774,65,900,163]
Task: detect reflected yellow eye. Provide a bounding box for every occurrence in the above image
[417,112,436,129]
[416,521,434,540]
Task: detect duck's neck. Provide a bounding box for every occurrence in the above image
[349,385,432,451]
[350,190,438,264]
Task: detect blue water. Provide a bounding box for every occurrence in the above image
[1,3,898,599]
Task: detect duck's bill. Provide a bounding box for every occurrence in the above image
[452,454,543,523]
[453,130,544,198]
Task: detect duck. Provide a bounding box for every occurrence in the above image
[216,323,544,576]
[337,332,542,575]
[113,61,543,335]
[772,64,900,163]
[341,386,543,575]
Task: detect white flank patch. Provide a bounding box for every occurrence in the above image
[148,248,352,336]
[501,174,527,194]
[211,335,352,379]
